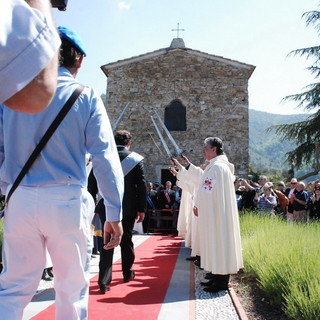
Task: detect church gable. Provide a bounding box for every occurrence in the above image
[102,39,255,182]
[104,49,253,108]
[102,46,254,79]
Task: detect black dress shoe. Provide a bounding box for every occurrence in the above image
[200,279,215,286]
[99,284,110,294]
[185,256,197,261]
[123,271,135,283]
[205,273,214,280]
[203,284,228,293]
[47,267,54,278]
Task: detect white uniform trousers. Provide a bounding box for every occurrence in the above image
[0,184,94,320]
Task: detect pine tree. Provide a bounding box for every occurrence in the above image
[270,10,320,180]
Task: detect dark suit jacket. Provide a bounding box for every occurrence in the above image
[157,188,175,209]
[118,146,147,217]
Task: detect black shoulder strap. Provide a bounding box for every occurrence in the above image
[5,84,85,204]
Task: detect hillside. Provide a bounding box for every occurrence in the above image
[249,109,310,172]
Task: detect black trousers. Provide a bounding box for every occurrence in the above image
[98,215,136,286]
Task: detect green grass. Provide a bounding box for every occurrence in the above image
[240,212,320,320]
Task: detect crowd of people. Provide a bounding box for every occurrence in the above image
[234,175,320,221]
[143,181,181,232]
[0,2,319,318]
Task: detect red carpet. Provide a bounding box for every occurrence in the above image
[32,235,182,320]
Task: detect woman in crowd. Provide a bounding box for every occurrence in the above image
[257,184,277,215]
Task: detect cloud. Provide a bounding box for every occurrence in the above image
[118,1,131,10]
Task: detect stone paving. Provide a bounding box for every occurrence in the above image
[195,267,239,320]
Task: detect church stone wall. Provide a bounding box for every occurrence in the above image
[104,49,253,184]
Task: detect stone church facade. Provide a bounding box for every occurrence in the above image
[101,38,255,184]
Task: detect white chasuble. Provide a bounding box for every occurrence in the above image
[177,155,243,274]
[176,179,200,256]
[176,178,193,240]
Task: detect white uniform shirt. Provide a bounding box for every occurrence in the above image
[0,67,124,222]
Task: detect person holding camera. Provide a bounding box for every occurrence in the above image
[235,178,257,210]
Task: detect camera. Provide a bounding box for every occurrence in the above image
[51,0,68,11]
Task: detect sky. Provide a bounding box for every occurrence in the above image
[54,0,320,115]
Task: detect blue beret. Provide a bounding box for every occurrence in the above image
[57,26,87,56]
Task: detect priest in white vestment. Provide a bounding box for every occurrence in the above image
[170,168,200,261]
[173,137,243,293]
[176,178,193,240]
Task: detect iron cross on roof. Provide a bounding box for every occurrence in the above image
[171,23,185,38]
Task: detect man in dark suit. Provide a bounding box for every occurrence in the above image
[158,181,175,209]
[157,181,176,230]
[98,130,147,293]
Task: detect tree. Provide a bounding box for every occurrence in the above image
[269,10,320,180]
